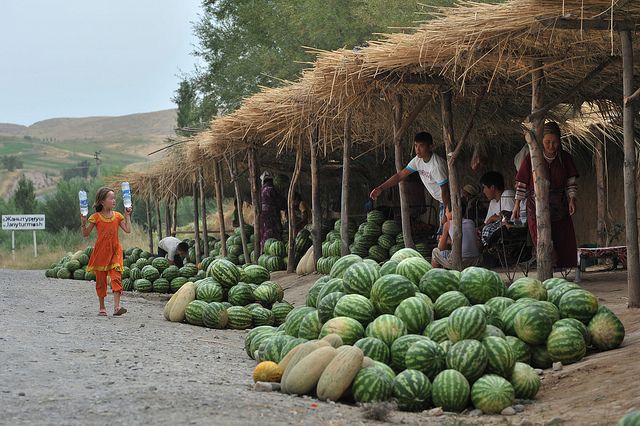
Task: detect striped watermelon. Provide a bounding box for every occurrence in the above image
[559,289,599,324]
[378,234,395,250]
[546,326,586,364]
[253,283,279,306]
[368,245,388,263]
[501,302,527,336]
[530,345,553,369]
[196,280,224,303]
[394,296,433,334]
[153,278,170,293]
[242,264,270,284]
[390,334,428,371]
[381,219,401,235]
[258,334,295,363]
[553,318,591,346]
[226,306,253,329]
[447,306,487,343]
[547,282,582,307]
[342,262,380,297]
[392,369,432,411]
[369,361,396,382]
[379,260,399,276]
[134,278,152,292]
[319,316,365,345]
[513,305,553,345]
[510,362,541,399]
[366,314,407,346]
[617,410,640,426]
[333,294,375,325]
[283,306,316,337]
[122,278,133,291]
[396,257,432,286]
[306,278,328,307]
[414,292,434,307]
[352,367,393,403]
[459,267,505,304]
[367,210,386,225]
[431,369,470,412]
[206,258,240,288]
[439,339,452,354]
[419,268,460,301]
[271,301,294,325]
[507,277,547,301]
[297,310,322,340]
[202,302,229,329]
[423,318,449,343]
[483,325,506,339]
[170,276,188,293]
[329,254,363,279]
[434,291,470,319]
[543,277,569,291]
[179,263,198,278]
[245,326,277,359]
[470,374,515,414]
[370,274,417,314]
[151,257,170,273]
[160,265,180,281]
[128,267,142,281]
[185,300,208,326]
[405,338,446,380]
[354,337,390,364]
[446,339,488,383]
[588,307,625,350]
[228,283,256,306]
[316,278,346,303]
[390,248,423,263]
[141,265,160,281]
[317,291,345,323]
[535,300,560,323]
[482,336,516,378]
[250,305,275,327]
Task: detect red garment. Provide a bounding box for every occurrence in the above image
[86,212,124,273]
[95,269,123,298]
[516,151,579,268]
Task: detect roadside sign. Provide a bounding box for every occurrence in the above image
[2,214,45,258]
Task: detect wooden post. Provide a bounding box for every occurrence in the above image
[393,95,415,249]
[248,146,261,262]
[310,126,322,269]
[156,198,163,242]
[440,88,462,270]
[171,195,177,237]
[164,199,171,238]
[529,60,553,280]
[199,169,210,257]
[594,131,607,247]
[146,198,154,254]
[192,178,201,265]
[621,30,640,308]
[229,156,249,264]
[214,161,228,257]
[340,113,352,256]
[287,141,304,272]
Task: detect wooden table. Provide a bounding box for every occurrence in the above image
[575,245,627,282]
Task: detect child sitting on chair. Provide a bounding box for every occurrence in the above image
[431,202,481,270]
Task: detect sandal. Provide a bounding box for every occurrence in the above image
[113,307,127,316]
[98,308,107,316]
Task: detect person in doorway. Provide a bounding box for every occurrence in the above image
[259,171,285,250]
[511,121,578,268]
[369,131,450,233]
[293,192,311,233]
[157,236,189,268]
[431,202,481,269]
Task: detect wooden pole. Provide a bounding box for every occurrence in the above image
[248,146,261,262]
[192,178,201,265]
[440,88,462,270]
[164,199,171,238]
[199,169,210,257]
[287,141,303,272]
[171,195,177,237]
[310,126,322,270]
[594,131,607,247]
[156,198,163,242]
[229,156,250,264]
[621,30,640,308]
[529,59,553,280]
[340,113,352,256]
[214,161,228,257]
[146,198,154,254]
[393,94,415,249]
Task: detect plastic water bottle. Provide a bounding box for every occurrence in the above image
[121,182,132,208]
[79,190,89,216]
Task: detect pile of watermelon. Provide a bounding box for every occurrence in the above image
[243,249,626,413]
[45,247,96,281]
[176,259,294,330]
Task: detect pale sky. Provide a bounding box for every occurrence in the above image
[0,0,201,125]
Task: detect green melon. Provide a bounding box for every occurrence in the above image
[482,336,516,378]
[419,268,460,301]
[226,306,253,329]
[431,369,470,412]
[507,277,547,301]
[227,283,254,306]
[434,291,470,319]
[354,337,390,364]
[161,265,180,281]
[185,300,208,326]
[547,282,582,307]
[390,334,427,372]
[396,256,432,286]
[206,258,240,288]
[242,264,270,284]
[196,280,224,303]
[366,314,407,346]
[342,261,380,298]
[394,296,433,335]
[513,305,553,345]
[446,339,488,383]
[319,316,364,345]
[617,410,640,426]
[405,338,446,380]
[317,291,345,324]
[392,369,432,411]
[423,318,449,343]
[245,326,277,359]
[316,278,345,303]
[153,278,170,293]
[271,301,294,325]
[588,307,625,350]
[170,276,189,293]
[370,274,417,314]
[559,289,599,324]
[505,336,531,365]
[305,277,329,307]
[258,334,295,363]
[471,374,515,414]
[379,260,399,276]
[283,306,316,337]
[134,278,152,292]
[297,310,322,340]
[333,294,375,325]
[530,345,553,369]
[546,326,586,364]
[202,302,229,329]
[390,248,423,263]
[447,306,487,343]
[543,277,569,291]
[459,267,505,304]
[329,254,363,279]
[250,305,275,327]
[352,367,393,403]
[510,362,541,399]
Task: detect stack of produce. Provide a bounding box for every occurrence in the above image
[258,238,287,272]
[164,259,294,331]
[243,251,625,413]
[45,247,95,281]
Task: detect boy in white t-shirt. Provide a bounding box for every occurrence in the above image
[369,132,450,231]
[480,171,515,224]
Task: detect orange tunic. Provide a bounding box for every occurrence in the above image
[86,212,124,272]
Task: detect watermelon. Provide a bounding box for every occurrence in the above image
[329,254,363,279]
[419,268,460,301]
[226,306,253,329]
[535,300,560,323]
[501,302,527,336]
[379,260,399,276]
[317,291,345,323]
[617,410,640,426]
[434,291,470,319]
[370,274,417,314]
[319,316,364,345]
[504,336,531,365]
[258,334,295,363]
[459,267,505,304]
[354,337,390,364]
[396,257,432,286]
[446,339,488,383]
[543,277,569,291]
[202,302,228,329]
[253,283,280,306]
[170,276,189,293]
[553,318,591,346]
[297,310,322,340]
[405,338,446,379]
[507,277,547,301]
[486,296,515,317]
[530,345,553,369]
[381,219,401,235]
[342,262,380,297]
[513,305,553,345]
[369,361,397,382]
[283,306,316,337]
[122,278,133,291]
[431,369,470,412]
[483,324,506,339]
[57,268,72,279]
[271,301,294,325]
[206,258,240,288]
[153,278,170,293]
[352,367,393,403]
[559,289,599,324]
[547,282,582,307]
[161,265,180,281]
[72,268,85,280]
[546,326,586,364]
[250,305,275,327]
[390,248,423,263]
[134,278,152,292]
[196,280,224,303]
[306,278,328,307]
[394,296,433,334]
[151,257,170,273]
[226,283,254,306]
[366,314,407,346]
[471,374,515,414]
[316,278,346,303]
[333,294,375,325]
[482,336,516,378]
[392,369,432,411]
[588,307,625,350]
[185,300,208,326]
[179,263,198,278]
[245,326,277,359]
[447,306,486,343]
[368,245,388,263]
[242,264,270,284]
[390,334,427,372]
[423,318,449,343]
[378,234,395,250]
[510,362,541,399]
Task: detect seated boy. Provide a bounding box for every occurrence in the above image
[431,202,481,270]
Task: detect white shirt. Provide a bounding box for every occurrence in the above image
[158,237,182,261]
[449,218,480,258]
[485,190,516,223]
[406,154,449,203]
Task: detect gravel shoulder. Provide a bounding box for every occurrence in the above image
[1,269,639,426]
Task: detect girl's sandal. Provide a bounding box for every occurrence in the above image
[113,307,127,316]
[98,308,107,316]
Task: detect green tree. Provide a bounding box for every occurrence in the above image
[2,155,23,171]
[172,79,200,136]
[13,175,38,213]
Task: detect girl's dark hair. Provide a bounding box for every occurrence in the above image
[93,187,114,212]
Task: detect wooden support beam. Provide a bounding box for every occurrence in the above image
[146,198,154,254]
[527,57,619,123]
[393,94,416,249]
[156,197,163,242]
[171,195,177,237]
[340,113,352,257]
[594,132,607,247]
[528,60,553,280]
[440,88,462,270]
[227,156,249,265]
[214,161,228,257]
[192,178,201,265]
[310,126,322,270]
[621,30,640,308]
[536,16,637,31]
[199,169,209,257]
[287,141,303,272]
[164,199,171,238]
[248,146,261,262]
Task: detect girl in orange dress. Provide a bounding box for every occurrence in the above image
[81,187,132,316]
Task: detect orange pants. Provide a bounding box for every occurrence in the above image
[95,269,122,298]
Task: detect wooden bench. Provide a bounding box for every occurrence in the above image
[575,245,627,282]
